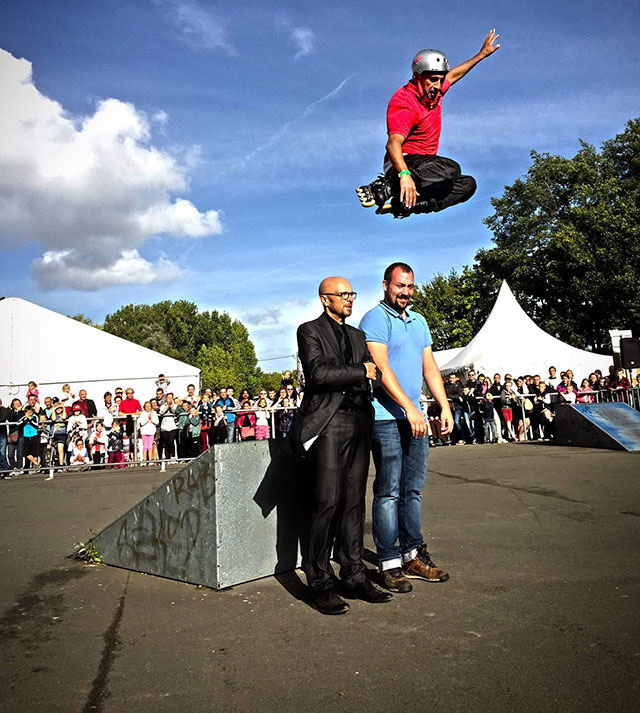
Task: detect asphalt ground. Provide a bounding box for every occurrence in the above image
[0,443,639,713]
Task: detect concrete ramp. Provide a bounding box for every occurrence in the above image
[555,403,640,452]
[88,440,306,589]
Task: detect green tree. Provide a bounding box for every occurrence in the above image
[478,118,640,351]
[253,369,299,393]
[103,300,260,390]
[69,313,102,329]
[411,267,497,350]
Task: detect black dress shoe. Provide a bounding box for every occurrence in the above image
[313,589,350,615]
[343,580,393,603]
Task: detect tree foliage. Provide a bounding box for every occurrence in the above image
[256,370,289,392]
[103,300,260,391]
[69,313,102,329]
[413,118,640,352]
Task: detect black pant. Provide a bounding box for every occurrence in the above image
[188,436,201,458]
[159,430,177,459]
[303,409,371,592]
[388,154,476,213]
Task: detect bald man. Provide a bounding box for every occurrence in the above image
[295,276,391,615]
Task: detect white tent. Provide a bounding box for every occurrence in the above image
[433,346,463,369]
[0,297,200,405]
[436,282,613,379]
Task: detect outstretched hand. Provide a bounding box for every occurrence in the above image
[480,28,500,57]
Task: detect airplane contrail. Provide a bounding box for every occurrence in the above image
[241,74,355,164]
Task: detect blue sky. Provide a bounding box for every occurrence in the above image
[1,0,639,370]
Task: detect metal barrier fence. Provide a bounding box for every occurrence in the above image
[0,404,300,478]
[1,388,639,476]
[431,387,640,444]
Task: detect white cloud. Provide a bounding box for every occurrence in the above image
[238,285,383,364]
[154,0,235,54]
[0,47,222,290]
[239,299,317,362]
[32,250,184,290]
[291,27,314,59]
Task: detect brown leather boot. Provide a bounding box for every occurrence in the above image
[402,546,449,582]
[378,567,413,593]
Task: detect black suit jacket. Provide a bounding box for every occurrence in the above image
[294,314,380,452]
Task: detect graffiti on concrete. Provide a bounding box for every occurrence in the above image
[98,456,216,582]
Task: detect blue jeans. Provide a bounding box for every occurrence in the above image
[371,419,429,566]
[462,411,475,440]
[451,408,463,442]
[225,421,235,443]
[0,432,8,472]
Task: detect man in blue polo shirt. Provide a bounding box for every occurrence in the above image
[359,262,453,593]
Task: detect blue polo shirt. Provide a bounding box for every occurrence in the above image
[359,301,432,420]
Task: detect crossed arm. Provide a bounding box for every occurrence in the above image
[297,324,379,390]
[367,342,453,438]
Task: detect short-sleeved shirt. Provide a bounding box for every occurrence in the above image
[119,398,142,414]
[359,301,432,420]
[385,78,451,158]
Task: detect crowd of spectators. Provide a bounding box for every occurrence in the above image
[433,365,638,447]
[0,371,303,477]
[1,365,637,476]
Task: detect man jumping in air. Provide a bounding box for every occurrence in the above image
[356,29,500,218]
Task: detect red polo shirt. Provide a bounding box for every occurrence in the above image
[385,77,451,158]
[119,397,142,414]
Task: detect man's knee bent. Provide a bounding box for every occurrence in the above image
[459,175,477,201]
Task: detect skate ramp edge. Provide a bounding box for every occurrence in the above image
[88,440,306,589]
[555,403,640,452]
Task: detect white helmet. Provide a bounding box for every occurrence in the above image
[411,49,450,75]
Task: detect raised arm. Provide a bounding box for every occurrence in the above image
[446,29,500,86]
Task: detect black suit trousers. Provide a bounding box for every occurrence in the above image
[303,409,371,592]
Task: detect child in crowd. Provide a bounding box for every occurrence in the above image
[186,406,202,457]
[59,383,75,414]
[480,393,497,444]
[155,374,171,395]
[238,401,256,441]
[67,405,88,459]
[198,394,214,450]
[427,399,447,446]
[211,404,228,445]
[90,422,108,466]
[70,437,89,468]
[275,398,295,438]
[500,383,517,441]
[39,411,50,468]
[50,403,67,467]
[22,406,41,471]
[562,383,577,404]
[577,378,594,404]
[26,380,40,403]
[460,386,477,444]
[254,397,271,440]
[108,420,125,468]
[139,401,159,465]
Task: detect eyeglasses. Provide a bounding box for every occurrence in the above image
[322,292,357,300]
